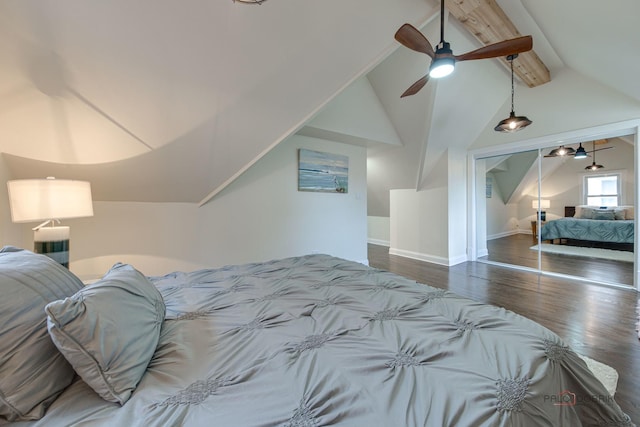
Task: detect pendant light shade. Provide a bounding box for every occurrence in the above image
[574,143,588,159]
[494,54,532,133]
[546,145,576,157]
[585,141,604,170]
[494,112,533,132]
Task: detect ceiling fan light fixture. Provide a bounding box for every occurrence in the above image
[232,0,266,4]
[429,59,455,78]
[429,44,455,79]
[494,54,532,133]
[574,143,588,159]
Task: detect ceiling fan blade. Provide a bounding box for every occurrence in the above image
[593,146,614,153]
[401,75,429,98]
[454,35,532,62]
[395,24,435,59]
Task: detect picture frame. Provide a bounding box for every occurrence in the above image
[298,149,349,193]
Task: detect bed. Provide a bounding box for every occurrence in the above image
[540,205,635,251]
[1,247,635,426]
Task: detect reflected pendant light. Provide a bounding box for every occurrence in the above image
[585,141,604,170]
[494,54,532,133]
[547,145,576,157]
[574,143,588,159]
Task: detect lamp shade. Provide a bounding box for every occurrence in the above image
[494,112,533,133]
[532,199,550,210]
[7,178,93,223]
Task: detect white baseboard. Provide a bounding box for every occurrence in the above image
[477,248,489,258]
[368,238,390,247]
[448,254,468,266]
[389,248,467,267]
[487,230,519,240]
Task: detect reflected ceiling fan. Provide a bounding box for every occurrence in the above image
[394,0,533,97]
[544,141,613,158]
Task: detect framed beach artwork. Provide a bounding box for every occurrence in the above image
[298,149,349,193]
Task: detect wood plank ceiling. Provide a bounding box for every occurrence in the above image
[446,0,550,88]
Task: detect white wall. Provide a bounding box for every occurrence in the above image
[195,135,368,268]
[447,148,468,264]
[388,148,468,266]
[5,135,368,280]
[485,172,520,239]
[0,156,24,247]
[390,187,449,265]
[367,216,390,247]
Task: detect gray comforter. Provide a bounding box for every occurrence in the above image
[13,255,634,426]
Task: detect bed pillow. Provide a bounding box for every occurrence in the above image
[592,210,615,220]
[45,263,165,405]
[622,206,634,220]
[579,207,595,219]
[0,246,84,422]
[573,205,587,218]
[613,207,626,220]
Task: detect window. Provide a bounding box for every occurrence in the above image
[583,174,620,206]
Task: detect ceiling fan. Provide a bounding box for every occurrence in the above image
[394,0,533,98]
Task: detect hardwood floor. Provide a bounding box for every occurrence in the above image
[482,234,634,286]
[367,243,640,423]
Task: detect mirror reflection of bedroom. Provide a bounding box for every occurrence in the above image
[477,136,635,288]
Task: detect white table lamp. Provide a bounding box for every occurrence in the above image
[7,177,93,267]
[532,199,550,221]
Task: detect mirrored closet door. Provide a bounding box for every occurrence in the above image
[476,136,635,288]
[537,138,635,286]
[476,149,541,272]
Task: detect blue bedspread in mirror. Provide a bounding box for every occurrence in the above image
[540,218,634,244]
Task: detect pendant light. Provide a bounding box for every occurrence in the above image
[494,54,532,133]
[585,141,604,170]
[573,143,588,159]
[546,145,576,157]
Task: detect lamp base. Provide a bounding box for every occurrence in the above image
[34,226,70,268]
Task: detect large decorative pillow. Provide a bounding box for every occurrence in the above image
[592,210,615,220]
[613,207,626,220]
[579,207,596,219]
[573,205,588,218]
[622,205,635,220]
[45,263,165,405]
[0,246,84,422]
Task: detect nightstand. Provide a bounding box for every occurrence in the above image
[531,220,545,243]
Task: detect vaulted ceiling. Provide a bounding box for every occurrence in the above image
[1,0,640,210]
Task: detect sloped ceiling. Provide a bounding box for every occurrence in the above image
[0,0,431,202]
[2,0,640,212]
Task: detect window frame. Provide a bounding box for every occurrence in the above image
[582,172,622,207]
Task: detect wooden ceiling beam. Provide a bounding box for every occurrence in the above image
[445,0,550,88]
